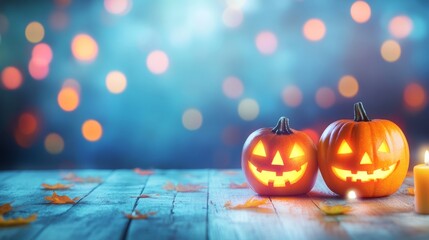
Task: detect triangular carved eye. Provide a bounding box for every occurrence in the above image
[252,140,266,157]
[289,143,304,158]
[338,140,353,154]
[378,141,390,153]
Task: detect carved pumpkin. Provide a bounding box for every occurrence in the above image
[318,102,409,198]
[242,117,318,196]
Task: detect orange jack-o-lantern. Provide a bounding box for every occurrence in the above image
[318,102,409,198]
[242,117,318,196]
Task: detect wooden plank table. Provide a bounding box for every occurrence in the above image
[0,170,428,240]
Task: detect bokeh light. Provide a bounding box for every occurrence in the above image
[25,21,45,43]
[62,79,81,93]
[0,14,9,33]
[303,19,326,42]
[1,66,23,90]
[146,50,169,75]
[222,7,243,28]
[380,40,401,62]
[403,82,426,112]
[49,11,68,30]
[104,0,132,15]
[82,120,103,142]
[226,0,246,8]
[315,87,336,108]
[389,15,413,39]
[282,85,303,107]
[255,31,278,55]
[32,43,53,66]
[106,71,127,94]
[71,34,98,62]
[18,112,38,135]
[182,108,203,131]
[44,133,64,154]
[338,75,359,98]
[238,98,259,121]
[222,76,244,99]
[28,59,49,80]
[350,1,371,23]
[58,87,79,112]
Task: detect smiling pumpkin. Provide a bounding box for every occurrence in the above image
[242,117,318,196]
[318,102,409,198]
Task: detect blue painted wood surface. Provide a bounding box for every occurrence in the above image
[0,170,428,240]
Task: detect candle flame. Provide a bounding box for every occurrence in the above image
[425,150,429,165]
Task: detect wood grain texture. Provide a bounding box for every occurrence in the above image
[0,170,428,240]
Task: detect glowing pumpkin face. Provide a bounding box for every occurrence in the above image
[318,102,409,198]
[242,117,318,196]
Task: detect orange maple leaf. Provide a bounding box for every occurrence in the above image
[0,214,37,227]
[224,197,268,209]
[0,203,12,215]
[45,192,79,204]
[163,181,205,192]
[221,170,238,176]
[407,187,414,196]
[319,203,352,215]
[130,194,151,199]
[133,168,154,176]
[41,183,73,190]
[229,182,249,189]
[62,173,102,183]
[123,210,156,220]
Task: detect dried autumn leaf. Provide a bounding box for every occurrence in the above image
[45,192,79,204]
[41,183,73,190]
[225,197,269,209]
[163,181,205,192]
[163,181,176,191]
[176,184,205,192]
[319,203,352,215]
[123,210,156,220]
[130,194,151,199]
[229,182,248,189]
[0,203,12,215]
[221,170,238,176]
[62,173,102,183]
[134,168,154,176]
[407,187,415,196]
[0,214,37,227]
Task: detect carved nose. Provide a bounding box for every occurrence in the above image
[271,151,284,166]
[360,152,372,164]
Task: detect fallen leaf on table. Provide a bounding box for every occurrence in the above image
[163,181,176,191]
[130,194,152,199]
[176,184,205,192]
[45,192,79,204]
[225,197,268,209]
[407,187,414,196]
[163,181,205,192]
[221,170,238,176]
[229,182,248,189]
[0,214,37,227]
[0,203,12,215]
[41,183,73,190]
[123,210,156,220]
[62,173,102,183]
[319,203,352,215]
[134,168,154,176]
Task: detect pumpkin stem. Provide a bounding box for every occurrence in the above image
[354,102,371,122]
[272,117,293,135]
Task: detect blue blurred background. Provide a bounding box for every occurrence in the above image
[0,0,428,170]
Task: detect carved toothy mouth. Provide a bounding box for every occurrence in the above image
[248,161,308,187]
[331,161,398,183]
